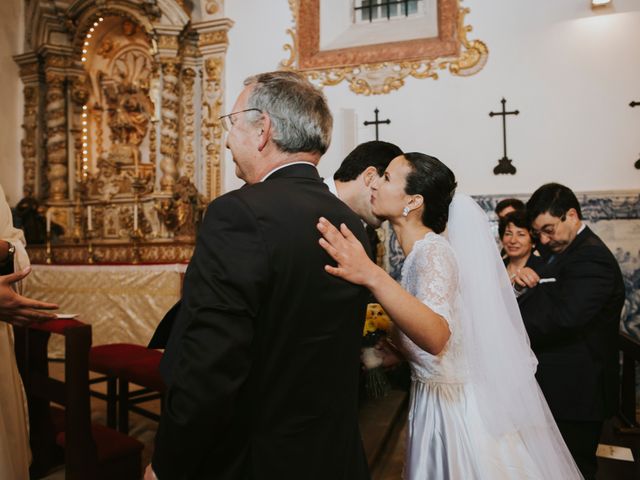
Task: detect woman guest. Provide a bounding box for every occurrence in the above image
[500,209,543,283]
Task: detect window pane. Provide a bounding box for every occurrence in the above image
[354,0,422,23]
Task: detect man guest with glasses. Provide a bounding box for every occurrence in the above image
[145,71,371,480]
[513,183,624,480]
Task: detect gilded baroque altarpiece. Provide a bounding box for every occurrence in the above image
[15,0,232,264]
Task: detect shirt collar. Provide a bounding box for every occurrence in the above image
[324,176,339,198]
[261,162,317,182]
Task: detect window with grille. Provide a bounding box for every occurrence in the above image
[318,0,436,52]
[354,0,422,23]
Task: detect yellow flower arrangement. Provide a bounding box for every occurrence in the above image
[363,303,392,336]
[361,303,393,399]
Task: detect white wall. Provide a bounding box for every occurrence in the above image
[223,0,640,195]
[0,0,23,205]
[2,1,638,201]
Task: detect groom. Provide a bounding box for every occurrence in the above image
[146,71,371,480]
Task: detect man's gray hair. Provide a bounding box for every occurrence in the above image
[243,71,332,155]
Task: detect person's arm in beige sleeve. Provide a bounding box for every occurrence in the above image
[0,184,48,306]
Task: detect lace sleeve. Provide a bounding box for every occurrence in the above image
[406,236,459,327]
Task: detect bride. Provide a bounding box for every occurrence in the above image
[317,152,582,479]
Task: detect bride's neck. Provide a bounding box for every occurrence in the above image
[390,218,432,257]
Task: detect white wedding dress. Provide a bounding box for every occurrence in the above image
[395,194,583,479]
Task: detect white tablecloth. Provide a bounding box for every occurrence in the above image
[23,263,186,357]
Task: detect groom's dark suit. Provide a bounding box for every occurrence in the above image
[150,164,371,480]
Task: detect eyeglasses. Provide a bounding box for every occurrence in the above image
[531,214,566,239]
[218,108,262,131]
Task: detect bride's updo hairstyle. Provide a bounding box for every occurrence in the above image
[403,153,457,234]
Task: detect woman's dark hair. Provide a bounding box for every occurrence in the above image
[498,209,531,239]
[403,152,457,234]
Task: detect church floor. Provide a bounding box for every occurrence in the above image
[40,362,639,479]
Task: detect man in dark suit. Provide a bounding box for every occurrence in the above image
[514,183,624,480]
[326,141,403,229]
[326,141,403,264]
[145,71,371,480]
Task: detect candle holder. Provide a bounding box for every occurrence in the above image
[86,228,99,264]
[72,193,83,243]
[45,231,53,265]
[129,228,144,264]
[129,171,146,264]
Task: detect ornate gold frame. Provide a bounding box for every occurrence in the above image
[281,0,488,95]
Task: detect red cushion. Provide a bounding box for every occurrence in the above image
[56,424,143,462]
[30,318,86,334]
[50,406,66,433]
[89,343,162,379]
[125,359,165,392]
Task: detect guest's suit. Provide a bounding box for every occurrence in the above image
[518,226,624,478]
[151,164,371,480]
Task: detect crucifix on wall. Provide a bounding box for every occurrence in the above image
[630,99,640,169]
[489,98,519,175]
[363,108,391,141]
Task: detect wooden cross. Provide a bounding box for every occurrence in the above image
[631,99,640,169]
[489,98,519,175]
[363,108,391,141]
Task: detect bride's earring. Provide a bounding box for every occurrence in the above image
[402,206,410,217]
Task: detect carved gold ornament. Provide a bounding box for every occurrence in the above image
[20,85,38,197]
[19,62,39,78]
[281,0,488,95]
[97,38,115,57]
[202,57,224,199]
[206,1,221,15]
[157,34,180,50]
[27,242,195,265]
[180,68,197,180]
[199,30,228,47]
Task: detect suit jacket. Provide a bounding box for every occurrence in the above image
[518,226,624,421]
[151,164,371,480]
